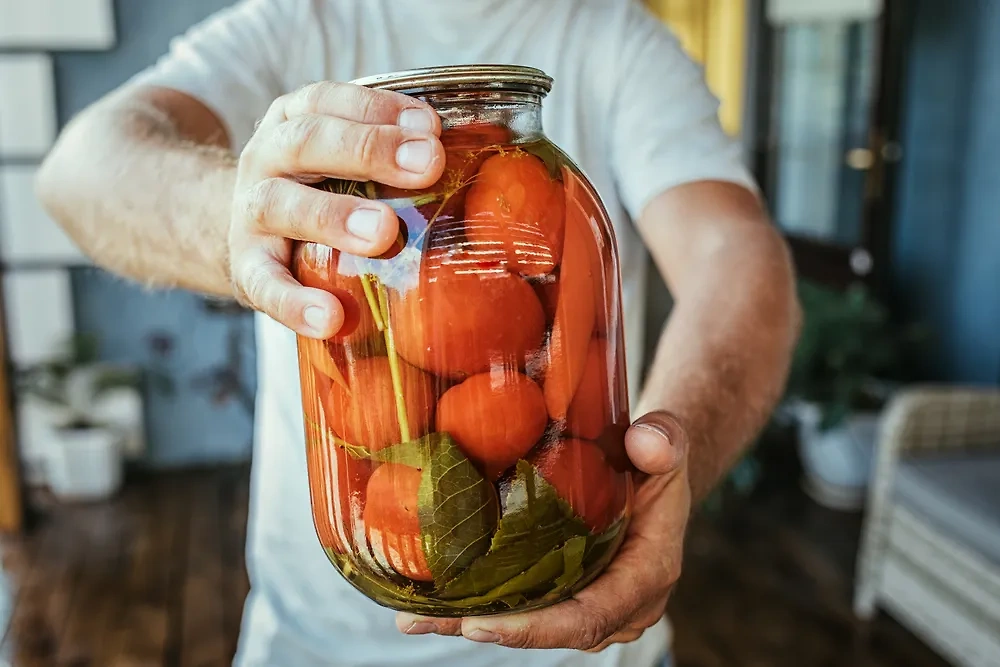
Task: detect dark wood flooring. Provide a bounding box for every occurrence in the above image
[0,466,951,667]
[0,468,249,667]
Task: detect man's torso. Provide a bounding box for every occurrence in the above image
[242,2,664,665]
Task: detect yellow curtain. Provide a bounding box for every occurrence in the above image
[645,0,746,136]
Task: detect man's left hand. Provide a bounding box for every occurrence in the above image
[396,410,691,652]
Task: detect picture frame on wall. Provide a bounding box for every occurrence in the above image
[0,0,116,50]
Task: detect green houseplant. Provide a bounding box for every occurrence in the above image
[15,334,146,500]
[705,280,923,512]
[786,280,923,509]
[16,334,142,428]
[787,280,913,430]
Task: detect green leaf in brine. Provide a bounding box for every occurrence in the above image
[498,593,528,609]
[583,517,627,568]
[370,433,437,469]
[492,535,588,601]
[418,433,500,583]
[481,542,565,598]
[441,536,587,609]
[437,460,588,599]
[374,433,499,584]
[549,535,587,595]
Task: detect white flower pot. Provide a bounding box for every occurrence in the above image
[792,401,881,511]
[45,426,123,501]
[92,387,145,459]
[16,395,71,486]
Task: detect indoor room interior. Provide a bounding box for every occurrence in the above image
[1,1,998,665]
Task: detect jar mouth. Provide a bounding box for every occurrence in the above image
[350,65,553,97]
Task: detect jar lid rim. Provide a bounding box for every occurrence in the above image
[351,65,552,96]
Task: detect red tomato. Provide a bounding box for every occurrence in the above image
[531,438,628,533]
[464,152,565,276]
[378,123,513,224]
[322,356,437,451]
[564,338,609,441]
[300,361,373,554]
[392,269,545,379]
[437,372,548,480]
[561,169,613,337]
[364,463,434,582]
[542,188,597,420]
[442,122,513,150]
[294,243,378,342]
[306,435,373,554]
[531,276,560,326]
[436,123,514,218]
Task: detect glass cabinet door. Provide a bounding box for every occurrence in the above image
[750,0,908,291]
[771,20,876,247]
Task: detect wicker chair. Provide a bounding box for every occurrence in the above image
[854,387,1000,667]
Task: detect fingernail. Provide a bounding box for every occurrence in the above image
[464,629,501,643]
[396,139,433,173]
[303,305,329,332]
[405,621,439,635]
[634,422,672,444]
[346,208,384,242]
[398,108,435,133]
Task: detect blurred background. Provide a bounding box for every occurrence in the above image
[0,0,998,665]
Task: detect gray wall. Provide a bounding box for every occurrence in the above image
[54,0,256,468]
[54,0,235,120]
[891,0,1000,385]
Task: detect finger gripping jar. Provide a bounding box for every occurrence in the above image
[294,65,633,617]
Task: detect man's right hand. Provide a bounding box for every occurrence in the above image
[228,82,445,339]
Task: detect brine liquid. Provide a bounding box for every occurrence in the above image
[295,131,633,616]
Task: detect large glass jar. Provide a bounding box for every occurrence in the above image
[294,65,632,617]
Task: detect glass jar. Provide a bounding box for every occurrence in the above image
[294,65,633,617]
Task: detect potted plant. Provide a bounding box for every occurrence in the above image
[16,334,143,501]
[784,280,921,510]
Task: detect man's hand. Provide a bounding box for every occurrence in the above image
[228,82,446,338]
[396,411,690,651]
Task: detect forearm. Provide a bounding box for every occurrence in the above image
[36,90,236,296]
[637,217,800,502]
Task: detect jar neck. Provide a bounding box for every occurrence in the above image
[420,91,544,142]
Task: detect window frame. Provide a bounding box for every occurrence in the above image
[744,0,910,299]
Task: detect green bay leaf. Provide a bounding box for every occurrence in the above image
[485,542,565,598]
[551,535,587,593]
[437,460,588,599]
[498,593,528,609]
[370,433,436,468]
[583,517,627,568]
[444,535,587,608]
[410,433,500,584]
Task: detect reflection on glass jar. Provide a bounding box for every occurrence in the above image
[294,65,633,617]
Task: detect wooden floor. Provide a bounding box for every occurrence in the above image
[0,468,249,667]
[0,466,950,667]
[669,487,951,667]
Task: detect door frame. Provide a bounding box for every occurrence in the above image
[746,0,911,298]
[0,294,24,535]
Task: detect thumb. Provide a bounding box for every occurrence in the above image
[624,410,688,477]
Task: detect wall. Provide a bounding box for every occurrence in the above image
[54,0,257,467]
[53,0,232,120]
[891,0,1000,385]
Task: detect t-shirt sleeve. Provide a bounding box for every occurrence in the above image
[127,0,307,148]
[609,2,758,220]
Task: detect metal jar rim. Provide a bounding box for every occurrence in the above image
[350,65,552,96]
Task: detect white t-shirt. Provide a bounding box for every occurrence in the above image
[132,1,754,665]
